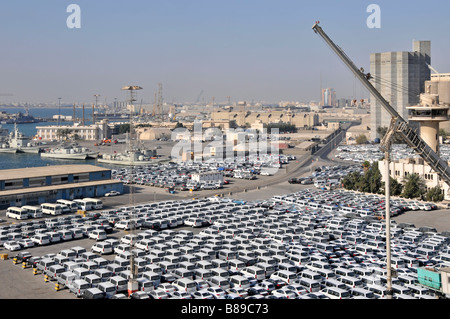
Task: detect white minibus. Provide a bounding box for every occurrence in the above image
[21,205,43,218]
[56,200,79,213]
[40,203,63,215]
[73,199,93,211]
[6,207,29,220]
[83,198,103,210]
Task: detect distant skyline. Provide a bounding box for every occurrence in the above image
[1,1,449,106]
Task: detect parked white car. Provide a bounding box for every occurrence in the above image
[105,191,121,197]
[4,241,22,251]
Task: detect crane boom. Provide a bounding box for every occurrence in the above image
[312,22,450,187]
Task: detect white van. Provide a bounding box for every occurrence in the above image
[69,279,90,297]
[350,287,376,299]
[368,285,387,299]
[339,206,356,215]
[136,278,155,293]
[173,278,197,293]
[208,276,231,290]
[322,205,339,213]
[229,275,250,289]
[270,270,298,285]
[109,275,128,293]
[298,278,321,292]
[21,205,43,218]
[56,200,79,213]
[338,276,364,289]
[83,198,103,210]
[31,234,50,246]
[98,282,117,298]
[322,287,351,299]
[6,207,29,220]
[241,266,265,281]
[142,271,161,287]
[407,284,435,298]
[73,199,93,211]
[40,203,63,215]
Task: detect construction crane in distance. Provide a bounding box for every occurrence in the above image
[195,90,204,104]
[312,21,450,189]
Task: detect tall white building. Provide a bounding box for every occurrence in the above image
[370,40,431,140]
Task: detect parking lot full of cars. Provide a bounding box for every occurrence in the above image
[1,187,449,299]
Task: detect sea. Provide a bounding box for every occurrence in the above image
[0,107,105,170]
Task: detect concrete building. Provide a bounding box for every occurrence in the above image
[321,88,336,107]
[210,110,319,129]
[36,119,113,141]
[406,94,449,155]
[0,164,123,208]
[378,89,449,200]
[370,40,431,140]
[425,73,450,132]
[379,157,449,200]
[136,127,172,140]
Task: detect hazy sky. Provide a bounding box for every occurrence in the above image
[1,0,449,105]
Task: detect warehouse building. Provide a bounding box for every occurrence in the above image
[0,164,123,208]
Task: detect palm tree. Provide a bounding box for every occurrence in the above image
[401,173,426,199]
[56,128,73,141]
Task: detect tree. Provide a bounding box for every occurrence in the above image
[425,185,444,202]
[342,171,361,191]
[118,124,130,134]
[401,173,426,199]
[341,161,382,194]
[389,177,403,196]
[56,128,72,141]
[355,134,368,145]
[367,161,382,194]
[173,122,184,129]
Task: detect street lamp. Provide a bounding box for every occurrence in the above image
[121,85,142,298]
[57,97,62,127]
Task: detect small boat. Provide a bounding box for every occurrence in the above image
[40,144,98,160]
[97,148,162,166]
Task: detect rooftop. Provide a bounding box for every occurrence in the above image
[0,179,121,197]
[0,164,110,181]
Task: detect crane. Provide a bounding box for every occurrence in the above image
[426,63,440,74]
[312,22,450,189]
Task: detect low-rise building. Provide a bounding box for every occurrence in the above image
[378,157,450,200]
[0,164,123,208]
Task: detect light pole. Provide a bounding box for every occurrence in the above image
[57,97,62,127]
[121,85,142,298]
[93,94,100,142]
[380,117,397,300]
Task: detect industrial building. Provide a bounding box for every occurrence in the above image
[425,72,450,132]
[210,109,319,129]
[36,119,116,141]
[321,88,336,107]
[0,164,123,208]
[370,40,431,140]
[379,90,450,200]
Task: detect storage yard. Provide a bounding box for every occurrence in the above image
[1,182,450,300]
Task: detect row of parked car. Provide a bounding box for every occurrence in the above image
[288,164,363,190]
[336,143,450,164]
[4,189,449,299]
[111,154,294,191]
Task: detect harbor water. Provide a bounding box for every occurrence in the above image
[0,107,103,170]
